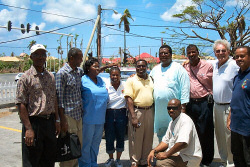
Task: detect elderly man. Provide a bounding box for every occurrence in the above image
[212,39,239,167]
[183,44,214,166]
[16,44,60,167]
[56,47,83,167]
[150,45,190,141]
[227,46,250,167]
[147,98,202,167]
[125,59,154,167]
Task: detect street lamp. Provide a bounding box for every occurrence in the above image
[97,4,118,65]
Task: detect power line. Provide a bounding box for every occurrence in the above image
[0,3,90,21]
[0,20,93,44]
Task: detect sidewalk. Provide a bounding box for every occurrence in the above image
[0,111,223,167]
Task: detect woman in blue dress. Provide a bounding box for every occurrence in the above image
[79,57,109,167]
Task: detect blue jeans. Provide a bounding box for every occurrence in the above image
[104,108,127,154]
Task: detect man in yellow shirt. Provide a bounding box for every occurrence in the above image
[124,59,154,167]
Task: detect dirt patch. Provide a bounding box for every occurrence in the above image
[0,111,12,118]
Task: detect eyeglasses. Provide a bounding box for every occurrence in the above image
[136,65,146,68]
[215,49,227,54]
[33,54,47,58]
[167,106,179,110]
[159,52,170,55]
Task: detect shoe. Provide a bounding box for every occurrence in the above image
[115,159,123,167]
[105,158,114,167]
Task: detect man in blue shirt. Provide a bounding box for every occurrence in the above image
[227,46,250,167]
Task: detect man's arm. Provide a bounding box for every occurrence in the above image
[147,142,169,166]
[18,103,34,147]
[125,96,140,128]
[156,142,187,160]
[99,63,118,73]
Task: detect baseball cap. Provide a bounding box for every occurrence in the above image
[30,44,47,54]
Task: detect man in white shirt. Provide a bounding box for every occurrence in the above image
[212,39,239,167]
[147,99,202,167]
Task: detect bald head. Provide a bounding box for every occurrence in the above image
[167,99,181,120]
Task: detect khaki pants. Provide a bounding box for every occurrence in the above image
[128,108,154,165]
[59,115,82,167]
[214,103,234,166]
[156,155,188,167]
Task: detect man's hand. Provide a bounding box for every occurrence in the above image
[147,150,155,166]
[60,115,68,133]
[131,116,140,128]
[155,152,168,160]
[227,114,231,131]
[55,122,61,136]
[25,128,35,146]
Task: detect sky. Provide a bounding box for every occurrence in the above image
[0,0,249,60]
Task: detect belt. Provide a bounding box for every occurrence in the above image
[35,114,52,119]
[134,105,152,110]
[190,96,207,102]
[215,102,230,105]
[107,108,126,111]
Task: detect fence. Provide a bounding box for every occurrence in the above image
[0,82,17,105]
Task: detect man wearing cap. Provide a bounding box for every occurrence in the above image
[56,47,83,167]
[16,44,60,167]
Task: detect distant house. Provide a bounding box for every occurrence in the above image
[0,56,23,62]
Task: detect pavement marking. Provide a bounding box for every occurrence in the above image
[0,126,21,132]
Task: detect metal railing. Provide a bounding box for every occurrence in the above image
[0,82,17,105]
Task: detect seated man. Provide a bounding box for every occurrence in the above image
[147,98,202,167]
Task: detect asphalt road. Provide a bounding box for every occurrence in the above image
[0,109,225,167]
[0,73,18,83]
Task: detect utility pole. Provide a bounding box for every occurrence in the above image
[97,4,102,65]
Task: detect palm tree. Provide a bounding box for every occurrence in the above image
[119,9,134,65]
[27,40,36,50]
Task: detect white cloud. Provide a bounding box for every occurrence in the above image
[42,0,97,24]
[146,2,152,8]
[0,0,29,26]
[226,0,238,6]
[160,0,195,21]
[112,13,121,20]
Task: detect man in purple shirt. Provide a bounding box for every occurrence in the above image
[183,44,214,166]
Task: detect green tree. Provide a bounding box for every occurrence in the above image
[119,9,134,65]
[171,0,249,53]
[27,40,36,50]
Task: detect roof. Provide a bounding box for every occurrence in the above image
[0,56,23,62]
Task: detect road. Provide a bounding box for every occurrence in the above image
[0,109,224,167]
[0,73,18,83]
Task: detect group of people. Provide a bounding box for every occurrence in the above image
[15,39,250,167]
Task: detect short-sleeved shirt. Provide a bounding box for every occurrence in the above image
[56,63,83,120]
[183,60,213,98]
[81,75,109,124]
[230,67,250,136]
[162,113,202,167]
[124,74,154,107]
[150,62,190,134]
[16,66,56,116]
[212,58,239,103]
[104,79,126,109]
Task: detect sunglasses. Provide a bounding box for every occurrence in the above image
[33,54,47,58]
[215,49,227,54]
[167,106,179,110]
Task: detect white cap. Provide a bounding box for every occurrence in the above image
[30,44,47,54]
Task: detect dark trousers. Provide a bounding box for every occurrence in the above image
[186,99,214,165]
[22,115,57,167]
[231,131,250,167]
[104,108,128,154]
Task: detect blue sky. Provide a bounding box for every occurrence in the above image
[0,0,248,60]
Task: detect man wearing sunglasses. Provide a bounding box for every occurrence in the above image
[147,98,202,167]
[212,39,239,167]
[16,44,60,167]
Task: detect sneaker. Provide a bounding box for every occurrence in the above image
[115,159,123,167]
[105,158,114,167]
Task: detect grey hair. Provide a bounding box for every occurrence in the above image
[213,39,230,51]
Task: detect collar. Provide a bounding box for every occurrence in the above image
[239,67,250,75]
[216,57,232,68]
[30,65,47,76]
[65,63,79,73]
[135,74,150,81]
